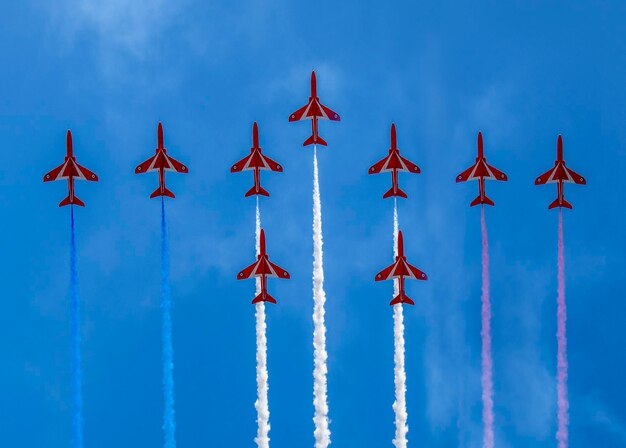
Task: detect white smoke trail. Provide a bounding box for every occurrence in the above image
[255,197,271,448]
[392,199,408,448]
[312,147,331,448]
[556,209,569,448]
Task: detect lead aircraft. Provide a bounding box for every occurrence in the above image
[289,70,340,147]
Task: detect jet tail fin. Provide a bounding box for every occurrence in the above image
[150,187,175,199]
[390,293,415,306]
[245,185,270,197]
[470,195,495,207]
[303,135,327,147]
[383,186,407,199]
[59,196,85,207]
[252,292,277,305]
[549,198,572,209]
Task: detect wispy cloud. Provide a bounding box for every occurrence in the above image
[49,0,185,89]
[58,0,175,57]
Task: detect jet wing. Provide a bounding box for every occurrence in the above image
[565,166,586,185]
[135,154,158,174]
[75,162,98,182]
[238,258,290,280]
[456,163,479,183]
[485,163,508,181]
[370,153,420,175]
[238,259,261,280]
[43,162,66,182]
[376,259,427,281]
[267,260,290,279]
[165,154,188,173]
[398,155,421,174]
[289,103,311,122]
[369,154,392,174]
[319,103,341,121]
[231,152,282,173]
[260,154,283,172]
[375,260,399,281]
[403,260,428,281]
[231,153,253,172]
[535,166,557,185]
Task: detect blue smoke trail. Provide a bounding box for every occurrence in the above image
[160,197,177,448]
[70,205,83,448]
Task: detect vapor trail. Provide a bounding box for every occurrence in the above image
[480,206,494,448]
[70,206,83,448]
[392,199,408,448]
[160,197,177,448]
[312,147,331,448]
[556,209,569,448]
[255,197,271,448]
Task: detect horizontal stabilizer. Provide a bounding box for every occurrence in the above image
[383,186,407,199]
[59,195,85,207]
[303,135,327,147]
[549,198,572,210]
[245,185,270,197]
[470,195,494,207]
[390,294,415,306]
[150,186,175,199]
[252,292,277,305]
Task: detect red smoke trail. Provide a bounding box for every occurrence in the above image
[556,209,569,448]
[480,207,494,448]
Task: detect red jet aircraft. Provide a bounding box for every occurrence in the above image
[135,122,188,198]
[535,135,586,209]
[43,130,98,207]
[237,229,290,304]
[456,132,507,206]
[369,123,421,199]
[289,70,340,147]
[375,230,427,306]
[231,122,283,197]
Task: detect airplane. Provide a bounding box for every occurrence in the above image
[535,135,586,209]
[231,122,283,197]
[135,122,188,198]
[368,123,421,199]
[375,230,427,306]
[456,132,507,206]
[288,70,340,147]
[43,130,98,207]
[237,229,290,304]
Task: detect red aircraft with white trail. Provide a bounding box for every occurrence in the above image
[231,122,283,197]
[289,70,340,147]
[237,229,290,304]
[369,123,421,199]
[375,230,428,306]
[456,132,508,206]
[135,122,188,198]
[43,130,98,207]
[535,135,586,209]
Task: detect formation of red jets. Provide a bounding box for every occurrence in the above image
[43,70,586,306]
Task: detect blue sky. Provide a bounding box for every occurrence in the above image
[0,1,624,447]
